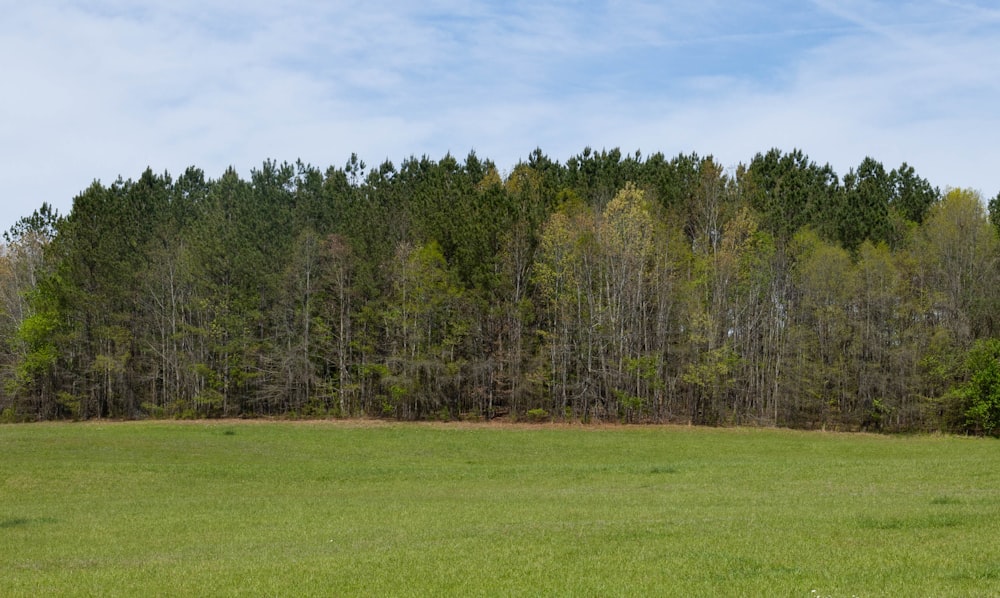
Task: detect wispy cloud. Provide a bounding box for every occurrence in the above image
[2,1,999,233]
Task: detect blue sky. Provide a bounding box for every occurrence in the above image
[3,0,1000,234]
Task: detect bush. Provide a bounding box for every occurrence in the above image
[948,339,1000,436]
[141,402,166,419]
[525,408,550,423]
[1,407,18,423]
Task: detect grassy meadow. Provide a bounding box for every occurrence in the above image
[2,421,999,596]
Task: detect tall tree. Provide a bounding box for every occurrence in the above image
[383,241,471,419]
[918,189,1000,339]
[742,149,839,241]
[533,195,600,419]
[786,229,857,426]
[597,183,658,420]
[837,157,892,250]
[889,162,939,225]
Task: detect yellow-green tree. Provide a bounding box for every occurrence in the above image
[383,241,470,419]
[918,189,1000,339]
[787,229,857,426]
[534,194,600,419]
[598,183,658,420]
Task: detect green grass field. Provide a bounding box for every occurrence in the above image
[2,421,999,596]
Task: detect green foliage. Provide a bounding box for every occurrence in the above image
[14,312,59,375]
[837,157,892,250]
[990,191,1000,237]
[0,407,19,423]
[0,149,996,431]
[55,392,81,419]
[742,148,839,240]
[525,407,550,422]
[681,346,738,391]
[920,188,1000,338]
[890,162,939,225]
[8,303,61,402]
[613,389,646,423]
[948,338,1000,435]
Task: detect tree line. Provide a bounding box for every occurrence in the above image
[3,147,1000,433]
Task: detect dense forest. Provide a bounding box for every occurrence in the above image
[3,148,1000,433]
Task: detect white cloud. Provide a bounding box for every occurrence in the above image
[2,0,1000,235]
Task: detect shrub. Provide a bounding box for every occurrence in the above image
[947,339,1000,436]
[1,407,18,423]
[525,408,550,423]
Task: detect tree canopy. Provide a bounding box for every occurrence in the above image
[3,147,999,434]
